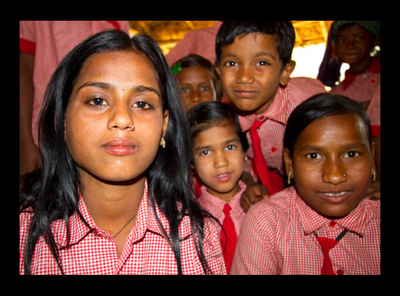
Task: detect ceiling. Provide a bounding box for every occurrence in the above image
[129,21,334,55]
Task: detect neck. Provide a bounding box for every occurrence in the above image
[78,170,145,227]
[348,57,372,75]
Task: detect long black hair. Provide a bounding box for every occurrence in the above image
[20,30,213,274]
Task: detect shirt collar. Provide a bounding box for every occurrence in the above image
[54,179,189,247]
[199,181,246,220]
[342,57,380,90]
[295,188,378,237]
[239,87,288,131]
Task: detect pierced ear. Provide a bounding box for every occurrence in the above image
[279,60,296,87]
[283,148,293,176]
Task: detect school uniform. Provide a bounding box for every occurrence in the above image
[331,57,380,104]
[19,179,226,275]
[231,186,380,275]
[199,181,246,273]
[239,77,326,183]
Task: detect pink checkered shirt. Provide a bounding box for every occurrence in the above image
[238,77,326,177]
[19,180,226,275]
[231,186,381,275]
[198,180,247,238]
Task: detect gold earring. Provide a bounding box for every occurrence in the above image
[287,170,292,185]
[372,168,376,182]
[160,137,166,149]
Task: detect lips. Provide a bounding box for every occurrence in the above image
[101,139,137,156]
[318,190,352,204]
[234,89,258,98]
[215,172,232,183]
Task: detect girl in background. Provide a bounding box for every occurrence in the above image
[173,54,222,112]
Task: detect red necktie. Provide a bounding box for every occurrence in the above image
[220,204,237,274]
[250,119,283,195]
[314,229,348,275]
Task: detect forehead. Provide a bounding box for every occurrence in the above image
[221,32,279,58]
[294,113,370,149]
[76,50,159,86]
[193,124,239,145]
[176,66,212,82]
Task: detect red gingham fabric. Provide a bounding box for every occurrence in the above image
[20,180,226,275]
[330,57,380,104]
[238,77,326,178]
[367,85,381,137]
[231,186,381,275]
[198,181,246,238]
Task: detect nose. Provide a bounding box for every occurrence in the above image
[214,150,228,168]
[107,102,134,131]
[322,159,347,185]
[237,65,254,84]
[190,89,202,103]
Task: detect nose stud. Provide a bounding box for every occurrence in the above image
[128,123,135,131]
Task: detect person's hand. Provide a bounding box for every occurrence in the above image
[240,183,269,213]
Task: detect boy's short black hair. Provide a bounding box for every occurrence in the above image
[215,21,295,69]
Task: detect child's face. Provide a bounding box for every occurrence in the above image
[335,24,373,66]
[284,113,374,219]
[176,65,217,112]
[193,123,246,202]
[64,50,169,183]
[217,33,294,114]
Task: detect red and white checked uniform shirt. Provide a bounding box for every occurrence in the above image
[367,85,381,137]
[198,181,247,238]
[20,21,129,145]
[238,77,326,178]
[19,180,226,275]
[231,186,381,275]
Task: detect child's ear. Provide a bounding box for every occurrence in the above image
[279,60,296,87]
[283,148,293,176]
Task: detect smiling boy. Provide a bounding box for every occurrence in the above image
[215,21,326,206]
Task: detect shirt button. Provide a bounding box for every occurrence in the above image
[337,269,344,275]
[257,115,266,121]
[329,220,336,227]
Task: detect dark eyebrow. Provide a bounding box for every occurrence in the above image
[76,82,161,98]
[135,85,161,98]
[77,82,113,93]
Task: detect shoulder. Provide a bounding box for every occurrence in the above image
[244,187,297,231]
[285,77,327,101]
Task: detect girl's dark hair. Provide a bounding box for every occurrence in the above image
[186,101,249,163]
[20,30,213,275]
[215,21,295,69]
[283,93,372,155]
[172,54,223,101]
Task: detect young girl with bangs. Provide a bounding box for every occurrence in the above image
[19,30,226,275]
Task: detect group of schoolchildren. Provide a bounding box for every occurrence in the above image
[20,21,380,275]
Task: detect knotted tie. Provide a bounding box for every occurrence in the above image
[250,118,283,195]
[314,229,348,275]
[220,204,237,274]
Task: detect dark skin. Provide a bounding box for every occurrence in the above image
[335,24,375,76]
[216,33,295,212]
[283,114,375,219]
